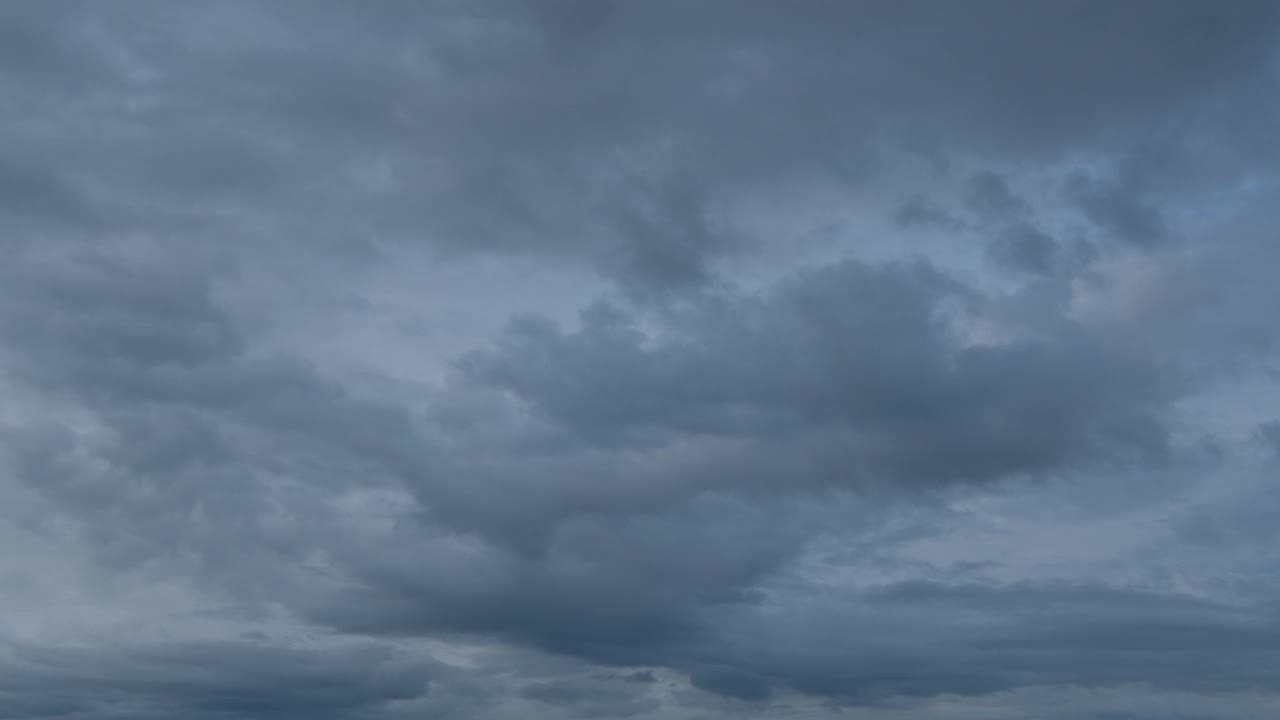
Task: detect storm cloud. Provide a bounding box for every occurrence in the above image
[2,2,1280,718]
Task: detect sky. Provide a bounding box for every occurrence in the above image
[2,1,1280,718]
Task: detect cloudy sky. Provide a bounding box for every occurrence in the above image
[3,1,1280,718]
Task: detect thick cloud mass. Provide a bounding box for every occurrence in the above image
[2,2,1280,718]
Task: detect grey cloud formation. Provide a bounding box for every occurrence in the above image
[464,259,1172,485]
[1065,168,1169,247]
[688,579,1280,703]
[2,2,1280,719]
[0,635,435,720]
[987,222,1059,275]
[966,171,1030,223]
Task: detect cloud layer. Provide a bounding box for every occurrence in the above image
[3,2,1280,718]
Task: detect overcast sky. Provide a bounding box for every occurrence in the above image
[3,1,1280,718]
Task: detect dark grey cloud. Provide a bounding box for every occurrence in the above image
[0,149,105,230]
[7,0,1275,285]
[1,2,1279,719]
[0,635,434,720]
[519,674,658,716]
[685,580,1280,704]
[966,171,1030,222]
[987,222,1058,276]
[1065,168,1169,247]
[895,194,959,229]
[1260,421,1280,457]
[464,259,1173,485]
